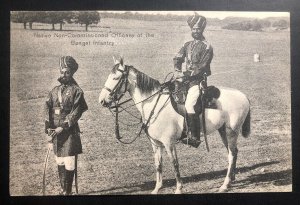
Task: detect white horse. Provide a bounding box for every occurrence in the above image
[99,57,251,194]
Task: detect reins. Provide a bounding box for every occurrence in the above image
[110,85,170,145]
[107,68,174,145]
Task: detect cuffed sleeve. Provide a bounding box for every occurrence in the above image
[65,89,88,128]
[45,120,50,134]
[44,91,53,133]
[173,42,189,71]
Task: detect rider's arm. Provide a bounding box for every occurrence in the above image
[173,42,189,72]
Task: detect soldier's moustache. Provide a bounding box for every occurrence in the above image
[192,32,202,40]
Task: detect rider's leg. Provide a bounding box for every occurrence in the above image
[184,85,201,147]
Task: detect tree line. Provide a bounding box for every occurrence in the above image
[11,11,100,31]
[11,11,289,32]
[99,11,190,21]
[222,19,289,31]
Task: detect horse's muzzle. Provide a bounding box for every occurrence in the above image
[100,99,109,107]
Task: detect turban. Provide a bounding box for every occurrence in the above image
[59,56,78,74]
[187,13,207,31]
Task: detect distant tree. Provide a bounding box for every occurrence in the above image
[251,19,263,31]
[25,11,45,29]
[11,11,39,29]
[258,19,271,28]
[11,11,27,29]
[73,11,100,31]
[222,20,263,31]
[272,19,288,29]
[42,11,74,30]
[11,11,77,30]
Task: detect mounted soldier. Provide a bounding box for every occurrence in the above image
[173,13,214,148]
[44,56,88,195]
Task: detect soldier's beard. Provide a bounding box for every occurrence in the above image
[192,32,202,40]
[58,76,71,85]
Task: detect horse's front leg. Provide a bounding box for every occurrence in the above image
[165,144,183,194]
[151,142,163,194]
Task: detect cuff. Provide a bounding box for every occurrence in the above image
[61,121,70,130]
[45,120,50,134]
[174,65,182,72]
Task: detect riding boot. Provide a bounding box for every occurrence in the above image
[182,114,201,148]
[64,170,75,195]
[58,165,66,195]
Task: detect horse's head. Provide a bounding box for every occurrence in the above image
[99,56,131,107]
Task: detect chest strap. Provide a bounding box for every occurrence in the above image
[58,86,63,109]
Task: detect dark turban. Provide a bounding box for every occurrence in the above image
[187,12,207,31]
[59,56,78,74]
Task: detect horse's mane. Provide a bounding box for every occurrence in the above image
[111,64,160,93]
[130,66,161,93]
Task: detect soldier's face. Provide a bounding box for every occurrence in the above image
[191,27,203,39]
[59,67,73,84]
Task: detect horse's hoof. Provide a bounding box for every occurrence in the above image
[175,189,182,194]
[218,186,228,193]
[151,190,159,194]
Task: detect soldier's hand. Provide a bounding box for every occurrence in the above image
[45,134,53,143]
[50,127,64,138]
[46,128,54,142]
[174,71,184,82]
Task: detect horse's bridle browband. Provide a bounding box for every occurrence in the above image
[104,65,129,102]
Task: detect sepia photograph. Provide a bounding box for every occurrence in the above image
[9,10,291,196]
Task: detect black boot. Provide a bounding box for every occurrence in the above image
[58,165,66,195]
[182,114,201,148]
[64,170,75,195]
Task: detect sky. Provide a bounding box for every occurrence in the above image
[103,11,289,20]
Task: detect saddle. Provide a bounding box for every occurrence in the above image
[169,81,220,117]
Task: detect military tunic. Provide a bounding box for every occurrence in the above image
[45,79,88,157]
[173,39,213,86]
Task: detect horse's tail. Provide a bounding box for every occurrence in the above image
[242,108,251,138]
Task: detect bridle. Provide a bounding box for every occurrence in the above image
[103,64,130,103]
[102,65,174,146]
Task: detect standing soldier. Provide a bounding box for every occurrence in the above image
[173,13,214,148]
[44,56,88,195]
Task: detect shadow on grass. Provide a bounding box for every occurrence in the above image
[234,169,292,188]
[84,160,286,195]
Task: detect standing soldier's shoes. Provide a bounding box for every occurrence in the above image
[64,170,75,195]
[58,165,66,195]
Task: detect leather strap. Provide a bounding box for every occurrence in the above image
[58,86,63,108]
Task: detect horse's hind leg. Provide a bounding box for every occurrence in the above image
[218,124,228,151]
[165,144,183,194]
[151,143,163,194]
[219,128,238,193]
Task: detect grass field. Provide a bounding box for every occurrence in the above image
[10,18,291,195]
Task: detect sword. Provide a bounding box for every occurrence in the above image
[42,143,52,195]
[201,76,210,152]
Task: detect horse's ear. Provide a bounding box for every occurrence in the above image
[112,56,119,65]
[119,54,124,66]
